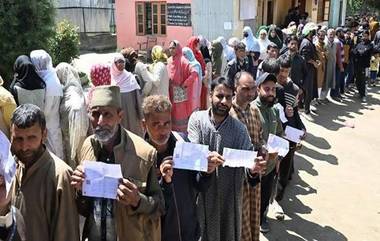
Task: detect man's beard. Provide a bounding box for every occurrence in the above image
[211,102,231,117]
[260,95,275,107]
[94,125,119,143]
[13,143,44,165]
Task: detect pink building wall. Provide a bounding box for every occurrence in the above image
[116,0,193,51]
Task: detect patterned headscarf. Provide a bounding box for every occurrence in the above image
[90,64,111,86]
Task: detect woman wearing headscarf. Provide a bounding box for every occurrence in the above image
[30,50,64,160]
[0,75,17,138]
[147,45,169,96]
[187,36,208,110]
[216,36,235,62]
[111,53,143,137]
[198,35,212,63]
[10,55,46,109]
[257,29,272,61]
[211,40,226,79]
[182,47,201,111]
[121,47,154,98]
[242,26,261,77]
[87,63,111,109]
[199,35,213,109]
[268,25,283,49]
[56,63,89,168]
[167,40,198,132]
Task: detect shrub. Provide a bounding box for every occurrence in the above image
[49,20,80,66]
[0,0,55,87]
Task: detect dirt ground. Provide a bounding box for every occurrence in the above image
[261,86,380,241]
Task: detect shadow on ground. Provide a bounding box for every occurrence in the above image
[261,86,380,241]
[302,87,380,131]
[262,154,347,241]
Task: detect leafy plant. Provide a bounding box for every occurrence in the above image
[48,20,80,66]
[0,0,55,87]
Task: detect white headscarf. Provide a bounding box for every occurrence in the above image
[56,63,89,163]
[242,26,261,52]
[111,53,140,93]
[216,36,235,62]
[258,29,272,60]
[30,50,63,97]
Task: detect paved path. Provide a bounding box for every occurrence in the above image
[261,86,380,241]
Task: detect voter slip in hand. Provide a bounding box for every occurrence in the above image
[82,161,123,199]
[267,134,290,158]
[173,142,209,172]
[284,126,305,143]
[222,147,257,169]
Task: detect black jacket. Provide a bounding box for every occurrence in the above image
[352,40,373,69]
[152,132,213,241]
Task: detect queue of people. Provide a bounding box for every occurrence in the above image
[0,13,380,241]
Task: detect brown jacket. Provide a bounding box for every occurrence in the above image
[12,149,80,241]
[78,127,164,241]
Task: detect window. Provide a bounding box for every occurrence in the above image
[323,1,330,22]
[136,2,166,36]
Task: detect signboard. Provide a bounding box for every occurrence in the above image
[167,3,191,27]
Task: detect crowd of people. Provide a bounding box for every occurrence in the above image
[0,13,379,241]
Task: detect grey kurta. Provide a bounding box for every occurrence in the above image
[324,41,337,89]
[187,110,253,241]
[120,90,143,137]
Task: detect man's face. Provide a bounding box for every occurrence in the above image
[267,47,279,58]
[328,31,335,42]
[143,111,172,146]
[210,84,233,117]
[11,123,46,165]
[318,32,326,42]
[89,106,123,143]
[362,33,370,41]
[258,80,276,107]
[236,48,246,60]
[235,74,257,104]
[287,40,298,53]
[277,67,290,85]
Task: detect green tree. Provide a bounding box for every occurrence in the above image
[0,0,55,87]
[48,20,80,66]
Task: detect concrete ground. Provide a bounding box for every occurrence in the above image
[260,86,380,241]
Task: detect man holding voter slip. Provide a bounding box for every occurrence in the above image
[71,85,164,241]
[229,71,267,241]
[253,70,284,233]
[187,76,264,241]
[142,95,214,241]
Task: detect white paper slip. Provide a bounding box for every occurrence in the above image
[173,142,208,172]
[222,148,257,169]
[267,134,289,158]
[0,131,16,195]
[275,103,288,123]
[82,161,123,199]
[284,126,305,143]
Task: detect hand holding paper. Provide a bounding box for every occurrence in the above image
[82,161,123,199]
[267,134,290,158]
[284,126,305,143]
[173,142,209,172]
[222,148,258,170]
